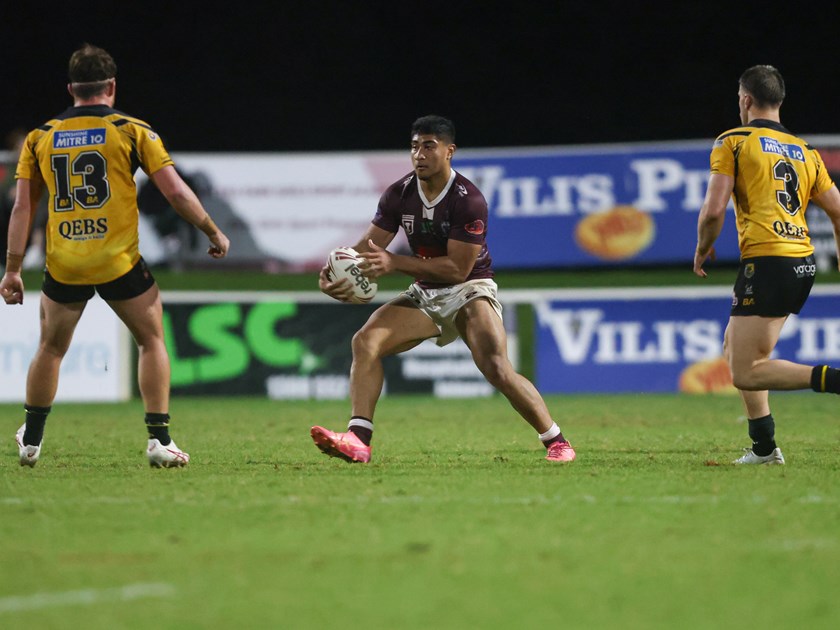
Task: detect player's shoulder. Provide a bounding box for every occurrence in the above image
[452,170,487,205]
[713,126,754,148]
[102,109,158,134]
[453,170,480,192]
[28,113,63,137]
[20,117,60,153]
[383,171,416,198]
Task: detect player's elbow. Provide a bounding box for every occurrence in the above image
[700,203,726,223]
[163,186,193,211]
[447,263,472,284]
[9,200,31,222]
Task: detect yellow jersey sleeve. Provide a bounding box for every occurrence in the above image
[113,117,174,176]
[810,147,835,196]
[709,130,749,177]
[14,129,44,180]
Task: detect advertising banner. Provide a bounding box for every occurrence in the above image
[0,297,131,402]
[160,144,735,270]
[161,293,508,398]
[6,138,840,272]
[456,142,741,268]
[533,286,840,393]
[147,153,411,271]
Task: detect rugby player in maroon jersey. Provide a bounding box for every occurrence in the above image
[311,115,575,463]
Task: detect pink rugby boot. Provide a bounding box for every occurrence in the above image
[310,426,371,463]
[545,440,576,462]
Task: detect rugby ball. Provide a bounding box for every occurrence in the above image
[326,247,378,304]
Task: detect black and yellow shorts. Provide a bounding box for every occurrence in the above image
[731,255,815,317]
[42,257,156,304]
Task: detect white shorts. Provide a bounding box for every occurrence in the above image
[399,278,503,346]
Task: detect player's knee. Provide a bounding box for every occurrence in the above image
[730,368,758,391]
[476,355,513,388]
[351,328,383,361]
[39,339,70,359]
[134,333,166,354]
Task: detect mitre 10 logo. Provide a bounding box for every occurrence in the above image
[58,218,108,241]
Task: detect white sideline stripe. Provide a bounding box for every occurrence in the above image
[2,493,836,507]
[0,582,175,614]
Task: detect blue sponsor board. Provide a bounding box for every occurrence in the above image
[534,287,840,393]
[454,143,740,268]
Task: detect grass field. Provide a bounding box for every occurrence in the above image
[2,393,840,629]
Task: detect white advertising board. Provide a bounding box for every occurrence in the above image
[0,296,131,402]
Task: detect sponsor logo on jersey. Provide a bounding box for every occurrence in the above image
[58,218,108,241]
[773,220,807,240]
[457,183,468,197]
[53,128,106,149]
[759,137,806,162]
[465,219,485,235]
[794,263,816,278]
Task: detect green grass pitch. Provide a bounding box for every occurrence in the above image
[2,393,840,628]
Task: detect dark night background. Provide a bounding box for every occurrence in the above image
[4,1,840,153]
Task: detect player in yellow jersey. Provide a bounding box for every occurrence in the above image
[0,44,230,468]
[695,65,840,465]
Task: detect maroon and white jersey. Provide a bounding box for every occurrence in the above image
[372,170,493,288]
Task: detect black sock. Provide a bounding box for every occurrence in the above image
[145,412,171,446]
[748,414,776,456]
[23,405,51,446]
[543,433,566,448]
[348,416,373,446]
[811,365,840,394]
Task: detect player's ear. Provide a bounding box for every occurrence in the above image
[448,143,456,160]
[67,83,74,98]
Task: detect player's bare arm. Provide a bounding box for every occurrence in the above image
[360,236,480,283]
[1,177,44,305]
[319,224,395,302]
[149,165,230,258]
[811,185,840,269]
[694,173,734,277]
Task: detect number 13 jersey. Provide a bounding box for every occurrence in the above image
[709,119,834,259]
[16,104,174,284]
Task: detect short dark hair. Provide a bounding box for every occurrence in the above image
[739,65,785,108]
[68,44,116,98]
[411,115,456,144]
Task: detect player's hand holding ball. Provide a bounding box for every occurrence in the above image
[322,247,378,304]
[357,239,393,279]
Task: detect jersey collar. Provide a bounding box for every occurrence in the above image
[56,104,121,120]
[748,119,791,134]
[417,169,457,210]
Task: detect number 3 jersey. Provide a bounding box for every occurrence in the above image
[709,119,834,259]
[16,105,174,284]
